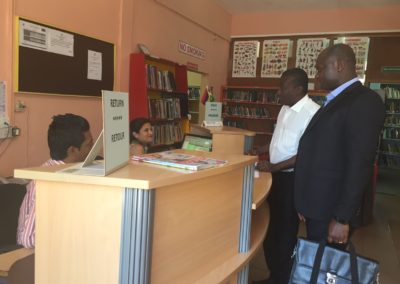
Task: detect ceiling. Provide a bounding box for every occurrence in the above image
[214,0,400,14]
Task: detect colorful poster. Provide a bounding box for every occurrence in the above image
[232,40,259,78]
[335,37,370,80]
[261,39,291,78]
[296,38,330,78]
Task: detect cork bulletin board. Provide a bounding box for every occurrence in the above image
[16,17,115,97]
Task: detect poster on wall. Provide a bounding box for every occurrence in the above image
[334,37,370,81]
[232,40,260,78]
[19,19,74,57]
[261,39,291,78]
[296,38,330,78]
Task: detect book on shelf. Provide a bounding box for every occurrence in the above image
[148,98,181,119]
[188,87,200,100]
[152,123,183,145]
[224,89,278,103]
[146,64,176,91]
[132,151,227,171]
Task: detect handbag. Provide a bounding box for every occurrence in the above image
[289,238,379,284]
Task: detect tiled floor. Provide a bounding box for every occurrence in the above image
[249,171,400,283]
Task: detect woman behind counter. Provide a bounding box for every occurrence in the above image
[129,117,153,156]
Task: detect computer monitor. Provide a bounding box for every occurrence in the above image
[181,133,212,152]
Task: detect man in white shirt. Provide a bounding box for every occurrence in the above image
[254,68,320,284]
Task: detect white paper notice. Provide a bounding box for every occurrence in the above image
[48,29,74,57]
[19,19,74,57]
[19,20,48,51]
[87,50,102,81]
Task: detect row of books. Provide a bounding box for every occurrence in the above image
[224,89,278,103]
[385,87,400,99]
[224,105,271,118]
[386,101,400,113]
[152,122,183,146]
[146,64,176,91]
[382,128,400,139]
[382,142,400,154]
[188,87,200,100]
[384,115,400,126]
[380,156,400,169]
[223,120,245,129]
[148,98,181,119]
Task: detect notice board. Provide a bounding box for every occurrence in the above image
[16,17,115,97]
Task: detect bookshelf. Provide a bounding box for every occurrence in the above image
[188,86,200,124]
[129,53,188,149]
[221,86,281,148]
[378,84,400,169]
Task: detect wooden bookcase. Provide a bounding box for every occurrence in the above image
[129,53,189,149]
[377,84,400,169]
[221,86,281,148]
[188,86,200,124]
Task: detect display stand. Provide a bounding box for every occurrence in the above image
[14,150,270,284]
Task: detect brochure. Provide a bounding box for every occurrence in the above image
[132,151,227,171]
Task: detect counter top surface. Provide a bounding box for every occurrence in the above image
[14,150,257,189]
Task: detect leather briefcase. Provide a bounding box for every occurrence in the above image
[289,238,379,283]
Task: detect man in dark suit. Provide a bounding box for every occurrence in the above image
[294,43,385,246]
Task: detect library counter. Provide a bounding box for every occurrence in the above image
[14,150,270,284]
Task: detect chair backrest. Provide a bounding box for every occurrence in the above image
[0,183,27,246]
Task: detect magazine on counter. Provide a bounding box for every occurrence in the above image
[131,151,227,171]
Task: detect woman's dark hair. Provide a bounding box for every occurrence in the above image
[48,113,90,160]
[130,117,151,143]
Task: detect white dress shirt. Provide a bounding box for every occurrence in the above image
[269,95,320,171]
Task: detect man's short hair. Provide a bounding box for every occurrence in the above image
[281,68,309,94]
[48,113,90,160]
[327,43,356,66]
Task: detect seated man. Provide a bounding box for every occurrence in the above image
[17,113,93,248]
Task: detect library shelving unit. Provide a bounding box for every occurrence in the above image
[221,86,281,148]
[129,53,189,150]
[188,86,200,124]
[379,84,400,169]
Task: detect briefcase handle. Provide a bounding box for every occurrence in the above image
[310,239,359,284]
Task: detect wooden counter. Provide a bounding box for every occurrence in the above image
[252,172,272,210]
[14,150,271,284]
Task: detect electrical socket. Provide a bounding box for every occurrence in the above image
[15,100,26,112]
[12,127,21,136]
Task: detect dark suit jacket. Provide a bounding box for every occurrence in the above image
[294,81,385,222]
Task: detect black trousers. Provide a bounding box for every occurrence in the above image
[263,171,298,284]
